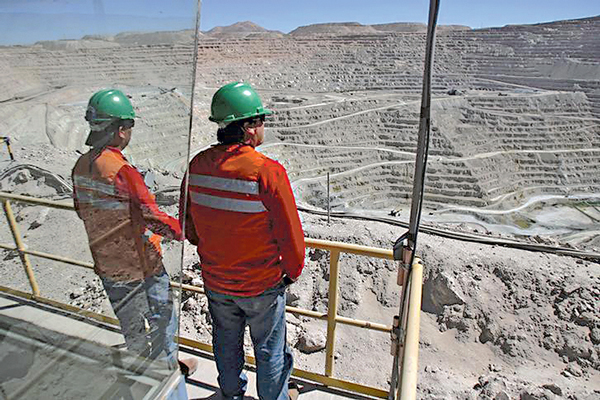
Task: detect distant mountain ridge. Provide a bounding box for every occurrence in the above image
[204,21,284,37]
[204,16,600,37]
[13,14,600,49]
[289,21,471,35]
[203,20,471,36]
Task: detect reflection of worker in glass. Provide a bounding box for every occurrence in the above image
[72,89,194,382]
[181,82,305,400]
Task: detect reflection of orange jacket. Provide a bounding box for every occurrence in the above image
[72,147,181,281]
[181,143,305,296]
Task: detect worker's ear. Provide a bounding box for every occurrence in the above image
[117,126,128,139]
[245,126,257,136]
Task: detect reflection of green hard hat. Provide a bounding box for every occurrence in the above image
[85,89,135,123]
[84,89,135,147]
[209,82,272,124]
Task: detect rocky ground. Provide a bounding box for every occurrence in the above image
[176,211,600,399]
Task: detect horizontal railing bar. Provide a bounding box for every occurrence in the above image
[0,192,74,210]
[305,238,394,260]
[0,284,119,325]
[0,250,391,334]
[0,285,387,399]
[336,315,391,333]
[0,242,94,269]
[286,305,326,319]
[172,283,392,332]
[172,281,204,295]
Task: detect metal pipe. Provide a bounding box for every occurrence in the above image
[327,171,330,225]
[0,285,119,326]
[0,191,74,210]
[89,220,131,248]
[306,237,394,260]
[0,243,94,269]
[389,0,439,397]
[0,247,393,334]
[335,315,391,333]
[2,136,15,160]
[2,200,40,296]
[397,259,423,400]
[287,305,392,332]
[286,305,326,319]
[388,261,411,399]
[325,249,340,376]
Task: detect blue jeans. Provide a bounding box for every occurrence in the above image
[101,270,178,365]
[206,283,293,400]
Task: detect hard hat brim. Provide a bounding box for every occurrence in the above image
[209,108,273,123]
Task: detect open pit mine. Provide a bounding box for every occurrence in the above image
[0,16,598,400]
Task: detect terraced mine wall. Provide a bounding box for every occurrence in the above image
[0,16,598,243]
[0,41,196,170]
[192,17,600,218]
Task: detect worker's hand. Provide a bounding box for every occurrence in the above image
[283,275,296,286]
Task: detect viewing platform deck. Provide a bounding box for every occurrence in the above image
[0,292,376,400]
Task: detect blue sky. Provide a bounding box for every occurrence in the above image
[0,0,598,45]
[202,0,599,32]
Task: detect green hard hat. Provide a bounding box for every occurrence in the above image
[84,89,135,147]
[209,81,272,124]
[85,89,136,123]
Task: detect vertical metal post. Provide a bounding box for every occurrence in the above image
[327,172,331,224]
[324,249,340,376]
[2,137,14,160]
[2,200,40,296]
[397,259,423,400]
[388,268,410,399]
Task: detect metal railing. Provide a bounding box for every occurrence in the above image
[0,191,423,399]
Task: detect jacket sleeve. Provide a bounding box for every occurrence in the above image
[259,160,305,280]
[179,173,199,246]
[115,165,183,241]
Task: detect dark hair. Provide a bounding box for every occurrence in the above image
[91,119,131,137]
[120,119,135,129]
[217,120,246,144]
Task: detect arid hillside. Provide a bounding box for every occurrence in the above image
[3,16,598,245]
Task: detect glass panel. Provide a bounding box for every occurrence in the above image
[0,1,198,399]
[187,3,599,398]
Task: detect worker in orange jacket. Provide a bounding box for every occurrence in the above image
[72,89,194,397]
[181,82,305,400]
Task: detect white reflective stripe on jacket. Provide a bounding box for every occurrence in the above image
[73,176,127,210]
[73,175,119,196]
[189,173,266,213]
[189,174,260,195]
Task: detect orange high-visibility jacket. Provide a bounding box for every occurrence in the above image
[181,143,305,296]
[72,147,181,281]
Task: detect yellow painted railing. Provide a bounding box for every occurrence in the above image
[0,191,422,399]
